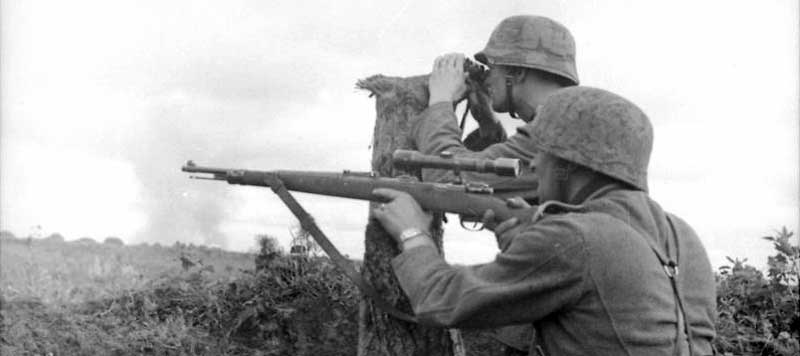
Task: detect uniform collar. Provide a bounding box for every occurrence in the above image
[570,180,622,205]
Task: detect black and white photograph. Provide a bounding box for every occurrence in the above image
[1,1,798,355]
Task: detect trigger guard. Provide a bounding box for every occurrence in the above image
[459,216,485,231]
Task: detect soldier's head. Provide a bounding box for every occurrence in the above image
[475,16,578,121]
[528,87,653,203]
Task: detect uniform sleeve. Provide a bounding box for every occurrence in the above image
[411,102,540,186]
[391,216,589,328]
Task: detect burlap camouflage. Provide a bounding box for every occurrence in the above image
[529,86,653,191]
[475,15,579,85]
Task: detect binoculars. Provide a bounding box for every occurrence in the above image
[463,58,489,84]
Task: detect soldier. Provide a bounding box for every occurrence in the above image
[372,86,717,355]
[416,15,579,187]
[417,15,581,353]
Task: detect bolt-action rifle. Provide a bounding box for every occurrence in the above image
[182,149,536,223]
[181,150,537,322]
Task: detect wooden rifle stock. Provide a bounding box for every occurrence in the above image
[182,161,536,223]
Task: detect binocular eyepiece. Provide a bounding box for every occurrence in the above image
[463,58,488,83]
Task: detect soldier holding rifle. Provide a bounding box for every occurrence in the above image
[371,15,717,354]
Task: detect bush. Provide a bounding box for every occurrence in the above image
[45,233,65,243]
[60,240,362,355]
[75,237,96,245]
[0,230,16,241]
[715,227,799,356]
[103,237,124,246]
[254,234,283,270]
[224,255,360,355]
[3,227,798,355]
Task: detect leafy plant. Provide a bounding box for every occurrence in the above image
[715,227,799,356]
[3,228,799,355]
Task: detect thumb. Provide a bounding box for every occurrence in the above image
[372,188,405,202]
[506,197,531,209]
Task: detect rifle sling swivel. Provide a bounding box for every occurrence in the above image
[263,174,419,324]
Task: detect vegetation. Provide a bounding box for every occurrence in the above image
[1,229,798,355]
[714,227,799,355]
[0,232,255,355]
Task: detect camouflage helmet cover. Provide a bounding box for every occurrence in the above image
[529,86,653,191]
[475,15,579,85]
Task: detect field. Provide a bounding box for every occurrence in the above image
[0,233,258,355]
[0,229,798,356]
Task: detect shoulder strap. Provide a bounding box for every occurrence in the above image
[263,174,418,323]
[662,216,694,356]
[600,210,695,356]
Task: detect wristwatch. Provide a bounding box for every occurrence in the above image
[399,227,428,244]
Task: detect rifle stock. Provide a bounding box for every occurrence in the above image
[182,161,536,223]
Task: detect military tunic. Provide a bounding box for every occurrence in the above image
[392,188,716,355]
[400,102,716,355]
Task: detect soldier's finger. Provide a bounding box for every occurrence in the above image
[440,55,451,70]
[506,197,531,209]
[451,53,465,70]
[450,53,464,70]
[494,217,519,235]
[481,209,497,230]
[438,54,451,69]
[433,56,443,71]
[372,188,406,201]
[371,205,386,219]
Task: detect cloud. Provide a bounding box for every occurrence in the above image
[0,140,146,239]
[1,0,797,267]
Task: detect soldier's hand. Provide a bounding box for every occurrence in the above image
[371,188,434,243]
[428,53,469,106]
[482,197,531,250]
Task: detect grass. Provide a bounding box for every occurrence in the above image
[1,233,257,355]
[1,230,797,355]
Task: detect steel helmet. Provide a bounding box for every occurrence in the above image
[475,15,579,85]
[529,87,653,191]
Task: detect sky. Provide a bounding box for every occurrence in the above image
[1,0,798,270]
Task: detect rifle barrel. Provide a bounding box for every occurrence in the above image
[182,161,536,222]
